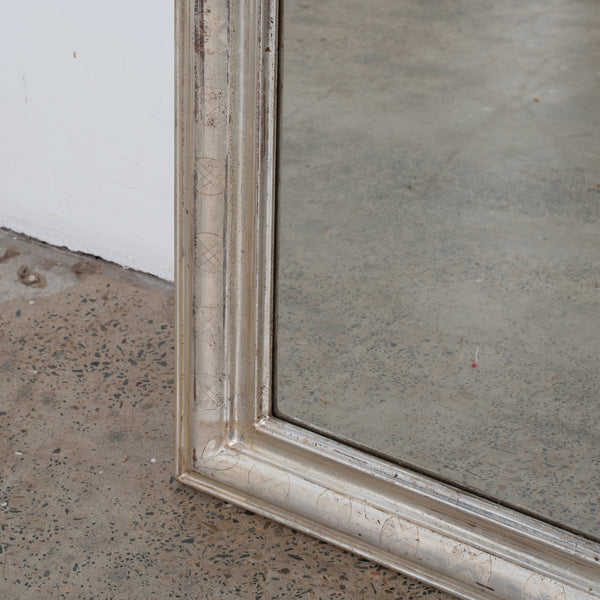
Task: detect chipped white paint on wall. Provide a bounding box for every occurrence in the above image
[0,1,174,280]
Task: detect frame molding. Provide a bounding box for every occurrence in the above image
[175,0,600,598]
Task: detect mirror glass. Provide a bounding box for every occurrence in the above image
[275,0,600,540]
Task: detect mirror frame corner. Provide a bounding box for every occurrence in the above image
[174,0,600,598]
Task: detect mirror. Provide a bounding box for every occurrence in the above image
[176,0,600,596]
[275,0,600,541]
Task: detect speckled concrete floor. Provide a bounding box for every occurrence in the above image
[0,230,455,599]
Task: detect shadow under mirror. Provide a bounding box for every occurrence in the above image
[275,0,600,541]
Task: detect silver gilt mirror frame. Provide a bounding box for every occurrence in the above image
[174,0,600,597]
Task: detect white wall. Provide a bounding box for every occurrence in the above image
[0,1,174,281]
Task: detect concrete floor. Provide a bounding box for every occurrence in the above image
[0,229,455,599]
[276,0,600,539]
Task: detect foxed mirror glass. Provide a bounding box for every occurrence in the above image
[275,0,600,540]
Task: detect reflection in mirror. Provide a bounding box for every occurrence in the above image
[275,0,600,540]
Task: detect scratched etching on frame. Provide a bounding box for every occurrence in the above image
[193,0,228,428]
